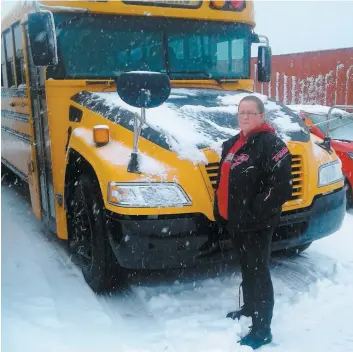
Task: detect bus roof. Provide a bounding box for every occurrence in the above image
[2,0,255,30]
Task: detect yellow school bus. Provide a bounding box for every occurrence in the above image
[1,0,346,292]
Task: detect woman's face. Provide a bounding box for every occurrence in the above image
[238,101,265,134]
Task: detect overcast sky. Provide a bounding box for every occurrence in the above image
[1,0,353,55]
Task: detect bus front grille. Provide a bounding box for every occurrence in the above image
[205,162,219,190]
[288,155,304,201]
[205,154,304,201]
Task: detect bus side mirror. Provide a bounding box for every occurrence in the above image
[117,72,171,173]
[257,45,272,83]
[117,72,170,109]
[28,12,58,67]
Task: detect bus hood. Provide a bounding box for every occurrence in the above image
[71,88,310,164]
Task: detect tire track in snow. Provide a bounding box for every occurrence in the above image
[98,286,156,321]
[1,180,115,330]
[271,251,339,293]
[2,176,160,340]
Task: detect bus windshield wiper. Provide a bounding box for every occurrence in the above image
[168,71,240,84]
[167,71,224,84]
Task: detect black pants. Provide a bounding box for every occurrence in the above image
[231,227,274,331]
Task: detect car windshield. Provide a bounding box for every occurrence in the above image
[50,14,251,80]
[308,113,353,141]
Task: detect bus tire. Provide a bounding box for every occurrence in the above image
[69,173,125,293]
[274,242,312,257]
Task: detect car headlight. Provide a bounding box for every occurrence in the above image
[107,182,192,208]
[347,152,353,160]
[318,161,344,187]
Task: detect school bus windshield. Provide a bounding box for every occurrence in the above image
[50,14,251,80]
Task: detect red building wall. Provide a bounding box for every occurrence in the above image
[252,48,353,106]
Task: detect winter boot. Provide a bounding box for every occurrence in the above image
[239,327,273,350]
[226,306,252,320]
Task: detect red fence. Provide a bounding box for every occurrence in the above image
[252,48,353,106]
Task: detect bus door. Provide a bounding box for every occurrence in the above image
[25,25,56,233]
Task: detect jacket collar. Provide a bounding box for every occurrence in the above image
[241,123,275,141]
[222,123,275,158]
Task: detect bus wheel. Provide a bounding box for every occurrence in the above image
[69,173,125,293]
[274,242,312,257]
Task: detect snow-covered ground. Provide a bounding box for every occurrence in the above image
[2,177,353,352]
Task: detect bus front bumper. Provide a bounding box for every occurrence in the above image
[271,187,346,251]
[107,188,346,269]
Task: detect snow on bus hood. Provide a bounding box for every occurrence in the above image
[71,89,309,163]
[72,127,170,178]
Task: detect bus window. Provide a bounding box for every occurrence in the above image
[1,37,6,87]
[55,15,165,78]
[13,24,25,86]
[216,41,229,72]
[131,47,143,62]
[3,30,15,88]
[146,44,164,71]
[51,14,250,80]
[232,38,245,73]
[167,39,184,69]
[216,38,246,73]
[166,21,249,79]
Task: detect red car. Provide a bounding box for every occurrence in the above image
[299,110,353,208]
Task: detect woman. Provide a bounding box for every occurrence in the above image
[214,95,292,349]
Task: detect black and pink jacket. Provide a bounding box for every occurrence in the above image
[214,125,293,232]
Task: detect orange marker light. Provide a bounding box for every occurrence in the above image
[210,0,226,9]
[107,183,133,206]
[108,183,120,205]
[93,125,110,146]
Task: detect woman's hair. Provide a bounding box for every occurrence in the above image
[238,95,265,114]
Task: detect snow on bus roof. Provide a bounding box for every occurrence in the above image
[38,3,89,12]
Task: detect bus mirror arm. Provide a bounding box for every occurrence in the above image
[116,71,171,174]
[128,109,146,174]
[316,137,333,154]
[251,34,269,46]
[259,35,270,46]
[251,33,260,44]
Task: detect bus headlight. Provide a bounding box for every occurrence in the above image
[318,161,344,187]
[347,152,353,160]
[107,182,192,208]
